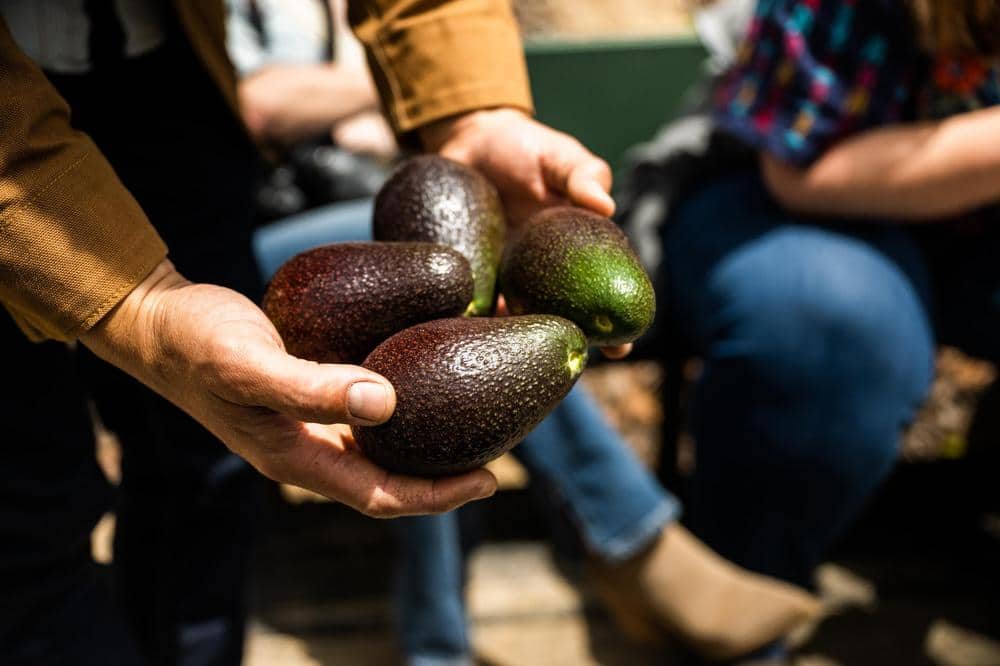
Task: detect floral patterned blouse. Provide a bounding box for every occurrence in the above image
[712,0,1000,166]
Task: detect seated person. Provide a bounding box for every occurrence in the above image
[227,0,396,220]
[633,0,999,644]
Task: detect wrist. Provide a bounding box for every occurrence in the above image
[419,107,530,153]
[80,258,190,374]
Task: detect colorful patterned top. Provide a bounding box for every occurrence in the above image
[713,0,1000,166]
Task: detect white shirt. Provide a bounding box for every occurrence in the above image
[225,0,329,76]
[0,0,167,73]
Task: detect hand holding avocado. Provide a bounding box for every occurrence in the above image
[419,108,616,225]
[263,105,654,479]
[82,259,497,516]
[418,108,633,358]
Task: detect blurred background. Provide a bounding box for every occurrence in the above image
[88,0,1000,664]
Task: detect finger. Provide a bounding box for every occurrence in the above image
[567,159,615,217]
[541,141,615,217]
[282,426,498,517]
[366,468,499,517]
[219,342,396,425]
[495,294,509,316]
[600,343,633,360]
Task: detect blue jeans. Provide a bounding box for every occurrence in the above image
[252,202,679,666]
[663,172,1000,587]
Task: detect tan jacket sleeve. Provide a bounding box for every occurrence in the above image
[349,0,533,137]
[0,18,167,342]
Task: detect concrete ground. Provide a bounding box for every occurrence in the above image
[91,362,1000,665]
[240,459,1000,666]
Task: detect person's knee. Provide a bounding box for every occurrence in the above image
[691,227,933,489]
[706,226,934,408]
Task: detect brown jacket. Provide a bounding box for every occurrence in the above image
[0,0,531,341]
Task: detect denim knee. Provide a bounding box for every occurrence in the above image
[698,223,934,468]
[665,175,938,580]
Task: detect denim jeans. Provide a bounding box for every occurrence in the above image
[252,202,679,666]
[663,171,1000,588]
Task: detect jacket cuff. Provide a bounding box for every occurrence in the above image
[1,145,167,341]
[357,1,534,136]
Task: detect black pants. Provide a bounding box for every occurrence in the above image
[1,31,263,666]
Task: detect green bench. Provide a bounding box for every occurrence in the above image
[525,35,707,178]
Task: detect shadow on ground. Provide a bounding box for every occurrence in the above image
[247,448,1000,666]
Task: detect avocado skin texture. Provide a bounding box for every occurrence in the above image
[373,155,505,316]
[263,242,474,364]
[352,315,588,477]
[499,206,655,346]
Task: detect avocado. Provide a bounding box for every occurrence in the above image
[373,155,505,316]
[262,242,474,364]
[498,207,655,345]
[352,315,588,476]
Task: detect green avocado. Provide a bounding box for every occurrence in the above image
[372,155,505,316]
[262,242,474,364]
[352,315,588,477]
[498,206,655,346]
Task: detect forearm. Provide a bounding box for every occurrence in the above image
[762,106,1000,221]
[239,64,379,146]
[0,18,167,341]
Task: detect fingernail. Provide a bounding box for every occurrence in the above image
[585,185,614,213]
[348,381,389,423]
[597,189,616,210]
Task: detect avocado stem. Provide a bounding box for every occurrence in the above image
[566,350,586,378]
[593,314,614,334]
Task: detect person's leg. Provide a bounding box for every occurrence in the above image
[664,172,936,587]
[0,312,145,666]
[514,384,680,560]
[392,513,472,666]
[515,384,817,661]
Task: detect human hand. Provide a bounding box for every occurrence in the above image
[332,110,398,161]
[424,108,629,358]
[80,260,497,517]
[420,108,615,226]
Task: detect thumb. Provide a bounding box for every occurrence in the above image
[220,343,396,425]
[541,141,615,217]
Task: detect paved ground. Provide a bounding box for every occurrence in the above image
[240,458,1000,666]
[91,360,1000,665]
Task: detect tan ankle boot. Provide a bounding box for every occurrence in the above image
[587,523,820,661]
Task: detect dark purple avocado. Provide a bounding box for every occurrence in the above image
[373,155,506,316]
[352,315,588,477]
[262,242,474,364]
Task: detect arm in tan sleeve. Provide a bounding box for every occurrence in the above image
[348,0,533,137]
[0,18,167,341]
